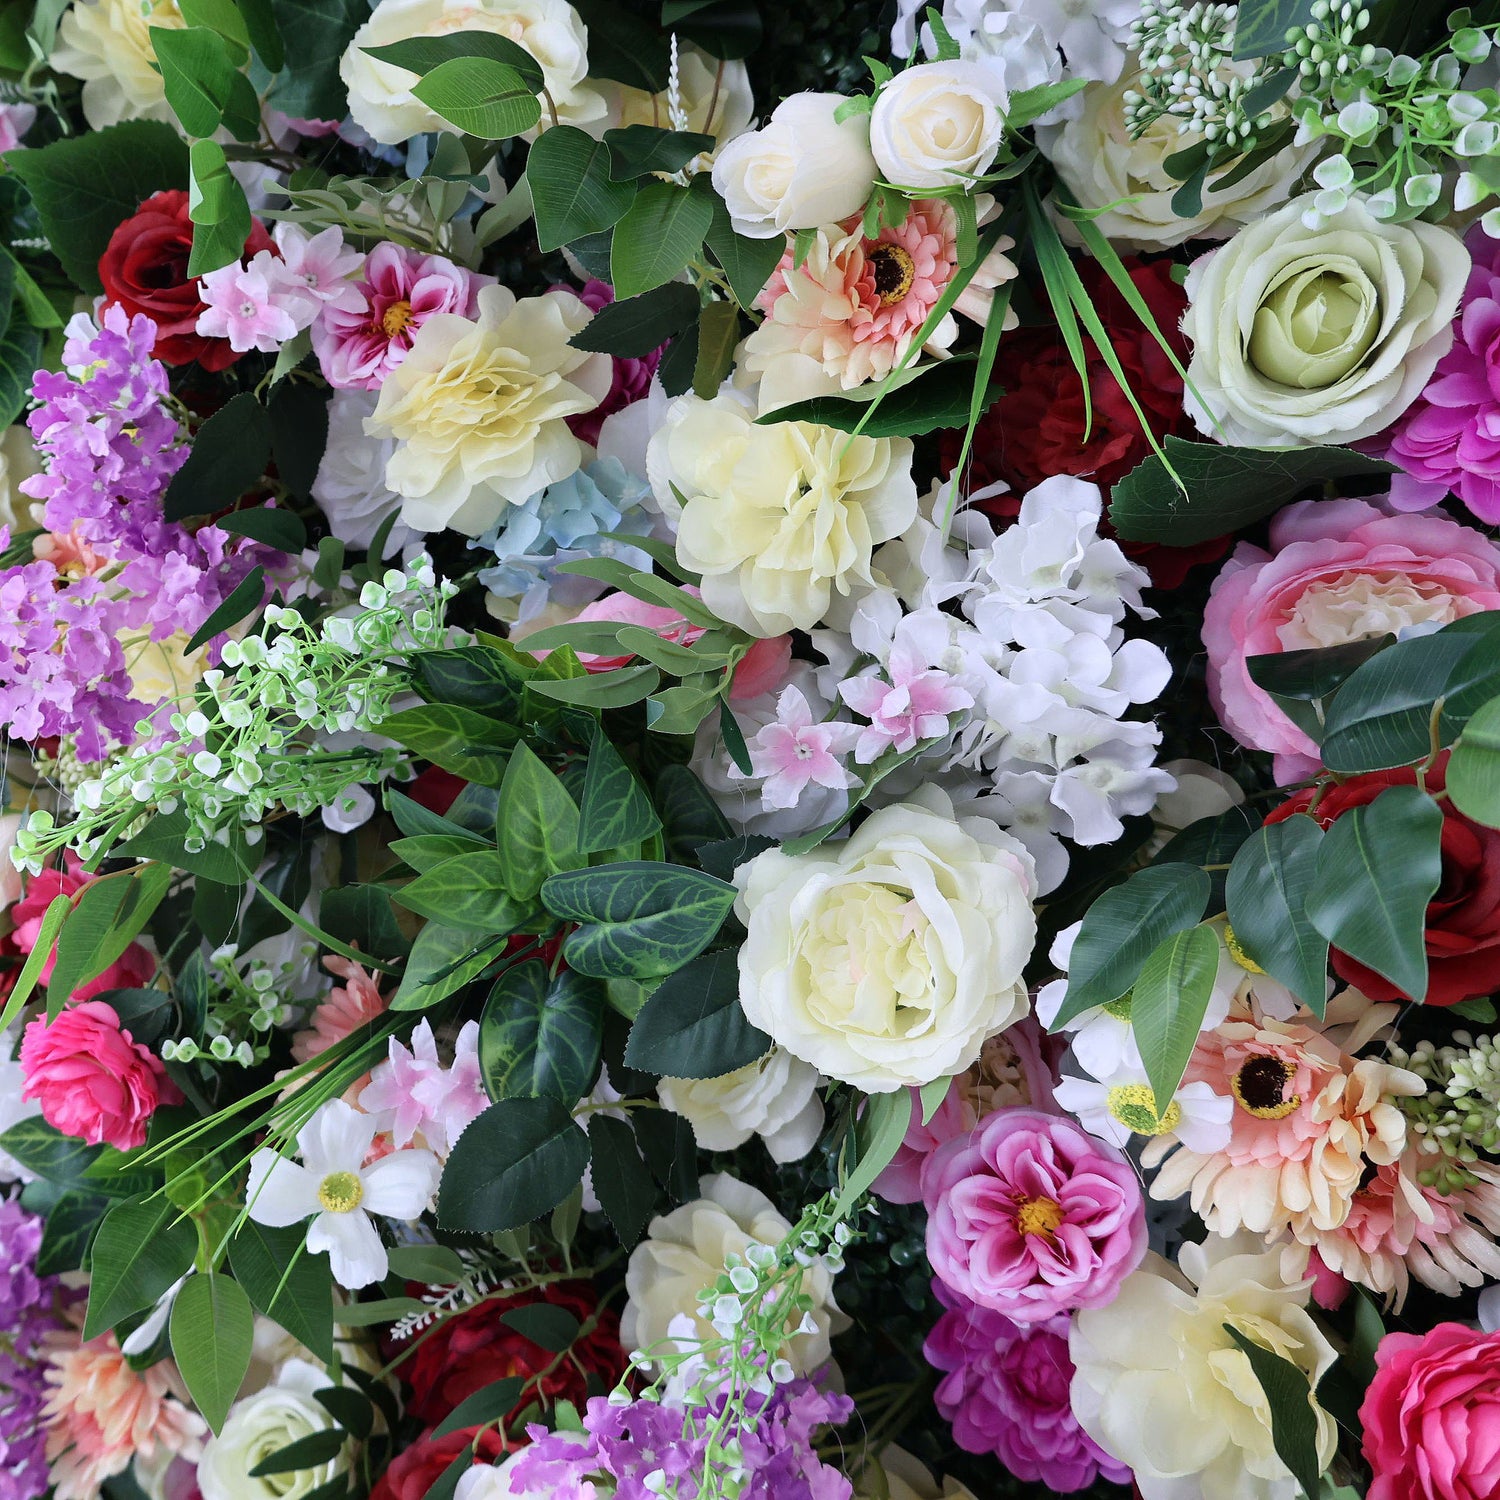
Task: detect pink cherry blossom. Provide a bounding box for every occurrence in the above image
[0,102,36,153]
[737,685,860,810]
[358,1019,488,1158]
[839,645,973,762]
[195,252,301,353]
[271,223,365,324]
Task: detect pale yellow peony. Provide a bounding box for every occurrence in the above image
[648,389,917,635]
[1069,1235,1337,1500]
[51,0,186,130]
[367,284,610,537]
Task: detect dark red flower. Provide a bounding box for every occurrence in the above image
[98,190,271,371]
[405,765,467,817]
[401,1281,624,1428]
[1268,755,1500,1006]
[368,1426,511,1500]
[942,256,1228,588]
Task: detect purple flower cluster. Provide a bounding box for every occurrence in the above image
[0,1197,62,1500]
[0,306,279,760]
[923,1280,1129,1493]
[507,1380,855,1500]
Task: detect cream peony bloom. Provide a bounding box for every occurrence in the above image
[0,425,41,534]
[733,785,1037,1091]
[1182,193,1469,447]
[1069,1236,1337,1500]
[120,630,212,708]
[856,1446,978,1500]
[340,0,605,143]
[622,1172,844,1374]
[367,284,610,537]
[50,0,186,130]
[869,61,1008,191]
[599,42,752,159]
[196,1360,353,1500]
[1038,60,1318,250]
[658,1047,824,1163]
[649,389,917,635]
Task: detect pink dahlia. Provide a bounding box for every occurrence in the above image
[923,1280,1131,1492]
[922,1106,1145,1323]
[1382,229,1500,522]
[312,242,488,390]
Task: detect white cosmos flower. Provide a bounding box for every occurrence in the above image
[1054,1066,1233,1155]
[246,1099,440,1290]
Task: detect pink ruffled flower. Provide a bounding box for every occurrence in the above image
[923,1280,1131,1492]
[20,1002,181,1151]
[0,102,36,153]
[875,1020,1059,1205]
[922,1107,1145,1323]
[292,954,388,1064]
[312,242,487,390]
[566,280,662,446]
[1381,229,1500,523]
[1360,1321,1500,1500]
[1202,498,1500,780]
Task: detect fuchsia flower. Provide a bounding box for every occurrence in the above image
[922,1107,1145,1323]
[923,1281,1131,1492]
[738,685,859,810]
[312,242,487,390]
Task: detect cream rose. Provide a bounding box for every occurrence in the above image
[711,93,878,238]
[50,0,186,130]
[1069,1236,1337,1500]
[621,1172,844,1374]
[599,42,752,158]
[367,284,610,537]
[1038,61,1318,250]
[869,61,1007,191]
[649,389,917,635]
[340,0,605,144]
[1182,193,1468,447]
[856,1446,978,1500]
[658,1047,824,1163]
[196,1360,353,1500]
[733,786,1037,1091]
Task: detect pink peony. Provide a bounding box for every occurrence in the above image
[20,1002,180,1150]
[1202,498,1500,780]
[923,1280,1131,1492]
[1359,1322,1500,1500]
[1381,229,1500,523]
[922,1107,1145,1323]
[312,242,487,390]
[566,280,662,446]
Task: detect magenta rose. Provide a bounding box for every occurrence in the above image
[923,1279,1130,1492]
[20,1001,181,1150]
[1359,1322,1500,1500]
[1203,498,1500,780]
[922,1107,1145,1323]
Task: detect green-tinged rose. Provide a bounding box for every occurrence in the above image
[1182,193,1468,447]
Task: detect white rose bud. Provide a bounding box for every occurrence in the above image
[711,92,878,238]
[869,61,1007,191]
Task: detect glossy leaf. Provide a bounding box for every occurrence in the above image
[437,1097,591,1232]
[570,281,699,357]
[760,359,1004,438]
[0,1118,101,1182]
[379,703,515,785]
[361,29,544,89]
[1306,785,1444,1001]
[36,1190,109,1276]
[118,810,252,883]
[392,848,533,931]
[228,1220,334,1364]
[1224,1328,1325,1497]
[164,392,270,522]
[1233,0,1316,57]
[479,962,605,1103]
[391,924,506,1011]
[171,1273,254,1434]
[430,1377,525,1439]
[578,730,662,855]
[83,1197,197,1341]
[412,56,541,139]
[248,1428,346,1477]
[412,644,529,718]
[705,198,786,309]
[588,1115,657,1245]
[1449,694,1500,828]
[1131,924,1222,1113]
[604,124,714,180]
[49,863,171,1018]
[497,742,584,900]
[623,948,769,1077]
[267,0,366,119]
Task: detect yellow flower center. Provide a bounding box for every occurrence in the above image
[1015,1195,1065,1237]
[1106,1083,1182,1136]
[381,300,415,337]
[1224,923,1265,974]
[1231,1054,1300,1119]
[317,1170,364,1213]
[869,243,916,306]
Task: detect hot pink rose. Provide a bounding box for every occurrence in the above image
[923,1107,1145,1324]
[1360,1322,1500,1500]
[312,242,487,390]
[1203,498,1500,780]
[20,1001,180,1150]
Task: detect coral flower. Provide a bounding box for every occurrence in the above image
[292,954,388,1063]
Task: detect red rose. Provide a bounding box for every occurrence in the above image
[1268,755,1500,1006]
[402,1282,624,1427]
[98,190,271,371]
[942,256,1228,588]
[369,1427,510,1500]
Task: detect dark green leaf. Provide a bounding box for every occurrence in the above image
[236,0,284,70]
[0,323,41,428]
[386,788,483,840]
[1233,0,1316,58]
[1052,864,1212,1027]
[1306,784,1444,1001]
[633,1108,697,1201]
[314,1387,372,1440]
[151,25,247,138]
[499,1301,580,1351]
[228,1219,334,1364]
[171,1273,254,1434]
[654,764,732,862]
[570,282,699,356]
[1132,924,1222,1113]
[1109,440,1396,546]
[692,300,740,399]
[623,948,768,1077]
[380,703,516,785]
[833,1088,910,1216]
[705,198,785,309]
[118,809,252,883]
[249,1427,347,1476]
[1247,635,1394,743]
[497,742,584,899]
[759,359,1004,437]
[437,1097,590,1232]
[412,56,541,140]
[164,393,270,522]
[83,1196,197,1342]
[0,1118,101,1182]
[578,730,662,855]
[610,181,714,298]
[361,30,544,89]
[267,379,329,500]
[420,1443,473,1500]
[568,0,668,88]
[318,884,408,963]
[480,961,604,1102]
[663,0,761,58]
[431,1377,525,1439]
[48,863,171,1017]
[657,323,698,395]
[1225,815,1329,1013]
[3,121,189,293]
[605,125,715,180]
[218,506,306,552]
[267,0,366,119]
[412,644,529,720]
[37,1190,109,1276]
[528,124,636,252]
[184,565,265,654]
[1224,1327,1326,1498]
[588,1114,657,1245]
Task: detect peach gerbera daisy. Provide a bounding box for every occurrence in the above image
[292,953,388,1063]
[44,1331,206,1500]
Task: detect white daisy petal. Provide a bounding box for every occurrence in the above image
[307,1209,387,1290]
[298,1097,377,1175]
[246,1150,320,1227]
[361,1148,442,1219]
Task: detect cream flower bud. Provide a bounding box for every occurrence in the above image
[711,93,878,238]
[869,61,1008,190]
